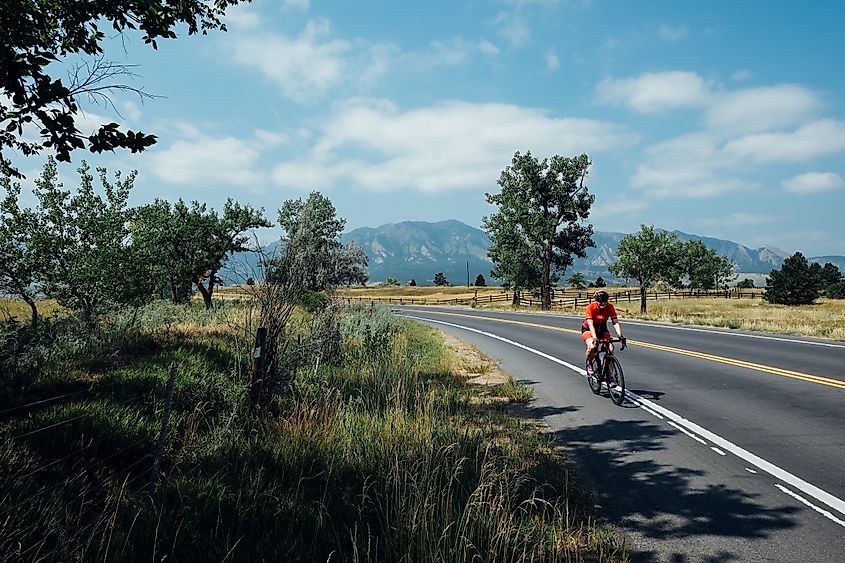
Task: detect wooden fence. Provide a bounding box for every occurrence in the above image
[343,288,764,309]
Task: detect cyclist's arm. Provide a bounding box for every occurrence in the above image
[611,317,623,338]
[586,318,598,340]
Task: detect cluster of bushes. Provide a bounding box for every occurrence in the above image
[764,252,843,305]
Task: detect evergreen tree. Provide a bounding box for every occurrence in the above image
[594,276,606,288]
[409,278,417,286]
[764,252,821,305]
[434,272,448,286]
[475,274,486,287]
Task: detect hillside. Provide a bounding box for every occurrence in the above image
[223,220,843,286]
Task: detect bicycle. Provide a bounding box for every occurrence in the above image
[586,337,627,405]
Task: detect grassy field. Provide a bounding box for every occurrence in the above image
[329,286,845,341]
[0,300,629,562]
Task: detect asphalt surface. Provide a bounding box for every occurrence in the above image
[395,305,845,563]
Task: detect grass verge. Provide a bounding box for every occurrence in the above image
[0,301,628,562]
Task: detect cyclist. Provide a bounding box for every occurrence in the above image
[582,290,625,375]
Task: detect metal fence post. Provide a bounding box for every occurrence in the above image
[150,362,178,490]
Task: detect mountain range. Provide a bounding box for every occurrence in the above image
[339,220,844,286]
[222,220,844,287]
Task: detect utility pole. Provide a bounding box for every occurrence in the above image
[466,260,470,287]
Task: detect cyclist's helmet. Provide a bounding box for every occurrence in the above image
[594,290,610,303]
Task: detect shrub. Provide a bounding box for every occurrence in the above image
[827,281,845,299]
[764,252,821,305]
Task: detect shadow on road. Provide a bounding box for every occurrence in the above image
[550,418,800,562]
[630,389,665,401]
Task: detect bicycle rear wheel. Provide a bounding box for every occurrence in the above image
[587,358,602,394]
[605,356,626,406]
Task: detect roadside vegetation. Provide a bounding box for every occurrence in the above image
[0,299,628,562]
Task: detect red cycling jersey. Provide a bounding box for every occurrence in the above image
[581,302,617,337]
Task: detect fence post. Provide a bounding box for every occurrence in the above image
[250,327,267,410]
[150,362,178,490]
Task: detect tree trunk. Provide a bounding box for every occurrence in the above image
[640,285,647,313]
[196,281,213,309]
[23,295,38,328]
[170,280,180,304]
[541,243,552,310]
[512,290,521,306]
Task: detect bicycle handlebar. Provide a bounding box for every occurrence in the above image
[597,336,627,350]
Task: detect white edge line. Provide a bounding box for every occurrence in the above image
[775,484,845,528]
[666,420,707,445]
[403,313,845,520]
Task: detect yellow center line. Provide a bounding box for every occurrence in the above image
[400,308,845,391]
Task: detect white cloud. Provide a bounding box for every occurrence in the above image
[271,99,635,193]
[658,24,689,42]
[631,132,757,198]
[121,101,142,122]
[723,119,845,162]
[595,71,713,113]
[706,84,820,133]
[282,0,310,10]
[229,18,353,102]
[493,12,531,47]
[225,4,263,30]
[545,50,560,70]
[700,213,776,227]
[782,171,844,194]
[148,130,266,188]
[591,199,647,217]
[478,40,501,55]
[732,69,752,82]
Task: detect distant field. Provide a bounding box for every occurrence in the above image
[0,298,62,321]
[332,286,844,341]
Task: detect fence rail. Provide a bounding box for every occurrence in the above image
[343,288,764,309]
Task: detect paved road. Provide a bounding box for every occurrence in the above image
[395,306,845,563]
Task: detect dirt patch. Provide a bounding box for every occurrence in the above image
[439,330,511,386]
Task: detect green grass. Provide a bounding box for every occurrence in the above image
[0,301,628,562]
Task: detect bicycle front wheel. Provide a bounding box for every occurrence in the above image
[605,356,626,406]
[587,358,602,394]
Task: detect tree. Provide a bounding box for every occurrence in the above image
[0,175,40,325]
[764,252,821,305]
[736,278,756,289]
[818,262,842,288]
[827,281,845,299]
[484,210,541,305]
[268,191,366,294]
[680,240,734,290]
[433,272,448,286]
[1,0,248,177]
[475,274,486,287]
[133,198,270,308]
[483,151,594,310]
[334,242,369,286]
[594,276,606,288]
[195,199,271,308]
[27,157,144,322]
[610,225,683,313]
[567,272,587,289]
[409,278,417,286]
[385,277,400,286]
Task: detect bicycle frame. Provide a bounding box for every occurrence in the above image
[587,337,627,405]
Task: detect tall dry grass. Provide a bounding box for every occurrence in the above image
[0,301,628,562]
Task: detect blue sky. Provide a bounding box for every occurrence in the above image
[13,0,845,256]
